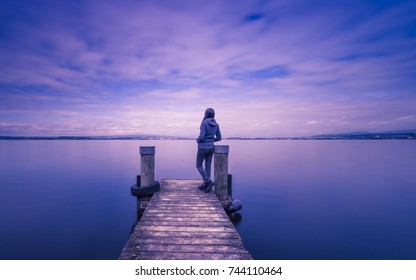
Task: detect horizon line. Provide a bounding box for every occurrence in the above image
[1,130,415,140]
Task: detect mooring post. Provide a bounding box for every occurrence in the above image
[140,146,155,187]
[138,146,155,216]
[214,145,230,207]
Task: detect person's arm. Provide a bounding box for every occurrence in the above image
[196,123,206,143]
[214,125,222,142]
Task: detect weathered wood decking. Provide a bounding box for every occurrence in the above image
[119,179,252,260]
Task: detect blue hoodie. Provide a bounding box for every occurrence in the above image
[196,118,222,149]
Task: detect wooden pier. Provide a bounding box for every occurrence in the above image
[119,146,252,260]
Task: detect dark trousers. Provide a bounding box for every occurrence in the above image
[196,148,214,183]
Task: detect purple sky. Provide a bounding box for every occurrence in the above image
[1,0,416,137]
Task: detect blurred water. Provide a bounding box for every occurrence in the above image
[0,140,415,259]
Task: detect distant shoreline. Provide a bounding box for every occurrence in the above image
[1,132,415,141]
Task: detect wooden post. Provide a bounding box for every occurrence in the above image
[138,146,155,217]
[214,145,230,207]
[228,174,233,198]
[140,146,155,187]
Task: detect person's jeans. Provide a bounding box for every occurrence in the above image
[196,148,214,183]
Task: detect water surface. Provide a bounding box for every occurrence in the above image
[0,140,415,259]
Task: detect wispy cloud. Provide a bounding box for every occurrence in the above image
[0,0,415,136]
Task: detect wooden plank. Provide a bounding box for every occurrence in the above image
[139,217,231,223]
[138,220,234,227]
[129,230,242,239]
[143,213,226,219]
[137,225,237,232]
[119,179,252,260]
[126,237,244,246]
[129,244,249,254]
[119,251,253,260]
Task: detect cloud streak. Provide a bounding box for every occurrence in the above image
[1,0,415,136]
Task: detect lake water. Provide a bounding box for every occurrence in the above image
[0,140,415,260]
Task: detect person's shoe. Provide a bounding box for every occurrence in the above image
[204,180,215,193]
[198,182,207,191]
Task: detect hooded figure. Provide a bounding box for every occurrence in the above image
[196,108,222,192]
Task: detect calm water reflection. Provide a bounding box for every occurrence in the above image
[0,140,415,259]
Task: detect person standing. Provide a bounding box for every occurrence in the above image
[196,108,222,192]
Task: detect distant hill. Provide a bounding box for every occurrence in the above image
[310,130,416,140]
[0,135,193,140]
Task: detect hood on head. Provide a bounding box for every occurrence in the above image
[204,118,217,126]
